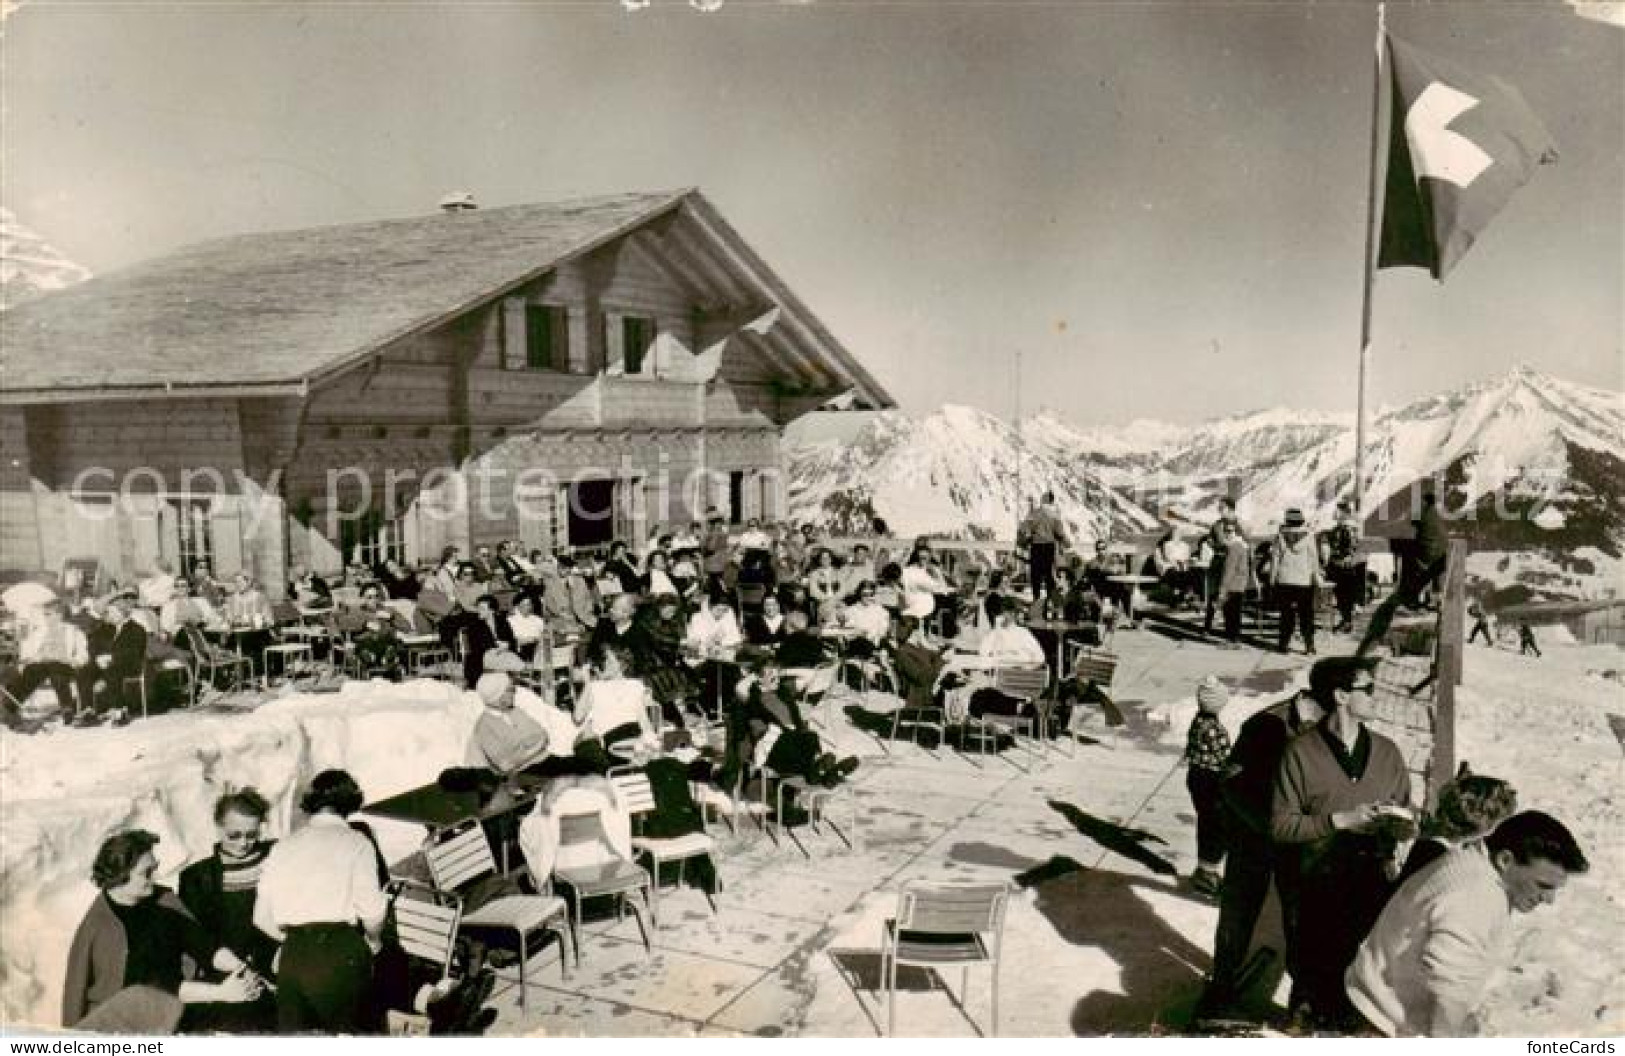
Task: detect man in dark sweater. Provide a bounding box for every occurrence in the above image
[1271,656,1413,1030]
[1194,681,1325,1023]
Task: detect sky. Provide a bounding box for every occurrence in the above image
[2,0,1621,427]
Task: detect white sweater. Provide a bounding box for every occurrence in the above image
[1345,845,1511,1037]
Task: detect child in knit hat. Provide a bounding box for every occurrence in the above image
[1185,675,1232,897]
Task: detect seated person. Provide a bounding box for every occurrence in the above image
[603,541,644,597]
[838,544,876,599]
[839,581,892,655]
[587,595,654,673]
[804,549,845,617]
[506,594,546,663]
[351,584,412,678]
[684,594,743,661]
[466,672,583,778]
[63,830,266,1034]
[634,594,696,723]
[287,566,333,611]
[744,595,788,647]
[873,562,905,613]
[177,790,280,1033]
[718,663,858,808]
[3,597,90,730]
[572,650,659,771]
[963,596,1046,720]
[376,559,422,602]
[775,610,827,670]
[80,596,149,725]
[643,551,680,598]
[459,594,518,689]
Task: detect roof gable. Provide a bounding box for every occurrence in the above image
[1,189,889,409]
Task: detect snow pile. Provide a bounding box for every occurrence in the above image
[784,404,1159,543]
[0,207,91,310]
[1453,640,1625,1036]
[0,679,479,1030]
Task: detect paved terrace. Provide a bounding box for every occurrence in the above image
[481,624,1316,1038]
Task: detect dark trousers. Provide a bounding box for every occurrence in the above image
[1467,619,1492,645]
[277,923,376,1034]
[1185,767,1227,866]
[1330,566,1363,626]
[1221,592,1245,642]
[1274,585,1316,652]
[1293,850,1391,1025]
[1203,839,1300,1015]
[4,662,83,715]
[1028,542,1057,599]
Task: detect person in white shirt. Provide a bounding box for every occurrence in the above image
[572,650,658,769]
[507,594,546,662]
[137,563,177,610]
[684,596,743,660]
[643,551,680,598]
[960,596,1046,722]
[840,581,892,649]
[1344,811,1589,1037]
[735,519,772,555]
[3,598,90,729]
[839,544,877,600]
[254,770,387,1033]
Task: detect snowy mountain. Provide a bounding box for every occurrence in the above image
[785,367,1623,597]
[783,403,1160,543]
[0,208,91,310]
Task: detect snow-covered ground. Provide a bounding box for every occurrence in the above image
[0,680,480,1029]
[2,638,1620,1036]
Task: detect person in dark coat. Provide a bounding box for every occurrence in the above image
[1193,682,1325,1023]
[82,597,148,722]
[177,789,279,1032]
[460,594,516,689]
[64,830,266,1033]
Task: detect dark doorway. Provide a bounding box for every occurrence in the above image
[728,471,745,526]
[568,479,615,547]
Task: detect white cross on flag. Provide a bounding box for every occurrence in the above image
[1378,34,1559,281]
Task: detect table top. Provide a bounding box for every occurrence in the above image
[1023,618,1096,633]
[1108,574,1160,585]
[362,772,549,829]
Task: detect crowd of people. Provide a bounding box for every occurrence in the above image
[1183,656,1589,1036]
[9,501,1588,1038]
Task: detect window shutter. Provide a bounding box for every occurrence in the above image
[502,298,526,370]
[210,500,244,577]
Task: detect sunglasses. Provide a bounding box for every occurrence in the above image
[1349,681,1377,694]
[222,828,260,841]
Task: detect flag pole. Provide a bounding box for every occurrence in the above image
[1355,2,1388,517]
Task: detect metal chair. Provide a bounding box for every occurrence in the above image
[963,664,1048,756]
[608,771,719,926]
[423,822,571,1011]
[551,808,654,959]
[1057,649,1120,751]
[880,881,1010,1037]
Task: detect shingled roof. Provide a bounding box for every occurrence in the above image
[0,189,893,409]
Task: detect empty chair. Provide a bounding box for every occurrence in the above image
[880,881,1010,1038]
[423,822,571,1011]
[380,879,460,1036]
[521,784,653,959]
[608,771,718,925]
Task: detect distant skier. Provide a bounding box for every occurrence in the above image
[1466,603,1495,646]
[1518,622,1542,657]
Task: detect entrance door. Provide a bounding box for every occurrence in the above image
[567,478,616,548]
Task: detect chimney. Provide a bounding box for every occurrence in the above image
[438,191,478,214]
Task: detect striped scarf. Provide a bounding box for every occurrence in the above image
[217,841,271,894]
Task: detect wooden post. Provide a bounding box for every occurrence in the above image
[1429,535,1468,804]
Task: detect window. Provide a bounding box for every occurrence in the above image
[341,508,405,569]
[526,305,566,371]
[169,497,214,577]
[728,471,745,526]
[622,315,654,375]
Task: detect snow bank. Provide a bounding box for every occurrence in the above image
[0,679,480,1030]
[1455,641,1625,1036]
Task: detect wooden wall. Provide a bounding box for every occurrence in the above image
[0,406,43,572]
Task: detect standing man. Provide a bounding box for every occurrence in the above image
[1324,502,1364,634]
[1194,678,1325,1023]
[1017,492,1070,601]
[1272,657,1412,1029]
[1269,509,1323,656]
[1345,811,1588,1037]
[702,512,732,598]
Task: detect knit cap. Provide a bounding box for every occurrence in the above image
[1196,676,1228,714]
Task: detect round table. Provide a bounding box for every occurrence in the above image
[1107,574,1160,623]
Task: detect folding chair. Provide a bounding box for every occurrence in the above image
[880,881,1010,1038]
[608,771,719,926]
[1059,649,1121,751]
[382,878,461,1036]
[551,808,654,959]
[964,664,1048,756]
[423,822,571,1011]
[789,663,841,731]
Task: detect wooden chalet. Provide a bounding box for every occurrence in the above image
[0,190,892,595]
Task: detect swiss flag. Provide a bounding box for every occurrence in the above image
[1378,34,1559,281]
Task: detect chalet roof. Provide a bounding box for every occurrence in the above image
[0,189,893,409]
